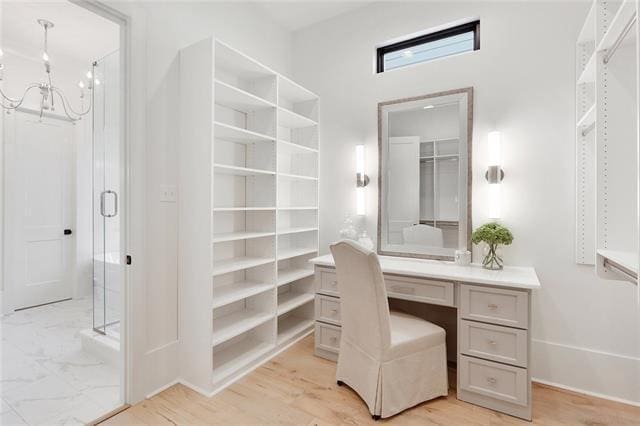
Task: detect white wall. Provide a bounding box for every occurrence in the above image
[292,1,640,404]
[106,1,293,401]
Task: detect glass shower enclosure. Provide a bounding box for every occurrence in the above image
[92,50,122,340]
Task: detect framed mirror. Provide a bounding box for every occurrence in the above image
[377,87,473,261]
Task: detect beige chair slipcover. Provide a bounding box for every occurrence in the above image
[330,240,448,419]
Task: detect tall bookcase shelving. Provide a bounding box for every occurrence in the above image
[179,38,319,394]
[575,0,639,287]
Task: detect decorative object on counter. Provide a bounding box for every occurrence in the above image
[358,230,374,250]
[454,249,472,266]
[472,222,513,270]
[339,214,358,240]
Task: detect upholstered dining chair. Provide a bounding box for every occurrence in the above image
[329,240,448,419]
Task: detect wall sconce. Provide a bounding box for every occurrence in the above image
[486,131,504,219]
[356,145,369,215]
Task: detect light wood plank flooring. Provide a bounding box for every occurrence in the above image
[102,335,640,425]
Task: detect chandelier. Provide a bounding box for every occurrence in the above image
[0,19,97,121]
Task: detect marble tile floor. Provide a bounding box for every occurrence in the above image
[1,298,120,425]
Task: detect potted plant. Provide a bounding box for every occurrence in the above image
[471,222,514,270]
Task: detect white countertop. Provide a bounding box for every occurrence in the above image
[310,254,541,290]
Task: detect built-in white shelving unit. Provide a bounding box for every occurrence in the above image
[575,0,639,287]
[179,38,319,394]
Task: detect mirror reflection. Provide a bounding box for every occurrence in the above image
[378,88,472,260]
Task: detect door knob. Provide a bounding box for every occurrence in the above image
[64,229,72,235]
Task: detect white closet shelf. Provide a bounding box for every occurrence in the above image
[213,231,275,243]
[597,249,638,275]
[215,79,276,113]
[213,207,276,212]
[214,122,275,144]
[277,227,318,236]
[278,140,318,153]
[577,0,596,44]
[212,281,274,309]
[212,338,274,382]
[278,172,318,181]
[277,316,314,344]
[597,2,636,52]
[278,247,317,261]
[577,104,596,128]
[278,75,318,104]
[277,292,315,315]
[214,164,276,176]
[420,154,459,160]
[278,206,318,211]
[211,309,274,347]
[577,53,596,85]
[215,40,276,81]
[277,268,314,287]
[278,107,317,129]
[212,256,275,276]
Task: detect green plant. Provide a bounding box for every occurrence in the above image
[472,222,513,270]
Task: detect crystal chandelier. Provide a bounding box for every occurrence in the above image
[0,19,96,121]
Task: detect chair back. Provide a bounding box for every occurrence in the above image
[329,240,391,357]
[402,224,444,247]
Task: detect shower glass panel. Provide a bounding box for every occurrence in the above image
[93,50,121,339]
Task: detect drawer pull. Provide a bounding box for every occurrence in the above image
[331,281,337,287]
[488,340,497,346]
[486,377,497,384]
[330,308,339,315]
[488,303,499,310]
[391,285,416,294]
[330,336,338,342]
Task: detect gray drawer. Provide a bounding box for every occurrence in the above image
[385,275,455,307]
[316,268,339,296]
[315,294,341,325]
[460,320,528,367]
[460,284,528,329]
[459,355,528,406]
[315,321,341,353]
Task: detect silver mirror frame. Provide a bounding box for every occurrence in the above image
[377,87,473,261]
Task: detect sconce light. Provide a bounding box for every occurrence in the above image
[356,145,369,215]
[486,131,504,219]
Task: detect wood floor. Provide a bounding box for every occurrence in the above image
[102,335,640,425]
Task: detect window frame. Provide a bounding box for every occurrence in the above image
[376,20,480,73]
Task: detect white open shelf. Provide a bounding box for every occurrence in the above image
[577,103,596,128]
[597,249,638,275]
[212,256,274,276]
[278,206,318,211]
[214,121,274,144]
[279,140,318,153]
[278,75,318,104]
[277,316,314,344]
[212,281,274,309]
[211,310,274,347]
[577,0,597,44]
[277,292,314,315]
[277,227,318,235]
[213,163,275,176]
[278,172,318,181]
[213,207,275,212]
[597,1,636,52]
[215,79,275,113]
[577,53,596,85]
[215,40,275,81]
[278,107,317,129]
[277,268,314,287]
[212,337,274,382]
[278,247,317,261]
[212,231,275,243]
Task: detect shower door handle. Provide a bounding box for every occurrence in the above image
[100,190,118,218]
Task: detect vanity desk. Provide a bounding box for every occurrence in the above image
[310,254,540,421]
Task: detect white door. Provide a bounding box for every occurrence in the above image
[387,136,420,244]
[4,111,74,310]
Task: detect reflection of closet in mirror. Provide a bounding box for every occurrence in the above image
[388,104,460,249]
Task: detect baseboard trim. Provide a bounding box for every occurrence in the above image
[532,377,640,408]
[145,379,179,399]
[531,338,640,406]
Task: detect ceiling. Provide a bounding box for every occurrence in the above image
[253,1,369,31]
[1,1,119,69]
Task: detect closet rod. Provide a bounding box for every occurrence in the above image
[603,13,637,65]
[581,122,595,137]
[603,257,638,285]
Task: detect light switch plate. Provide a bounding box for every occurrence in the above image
[160,185,177,203]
